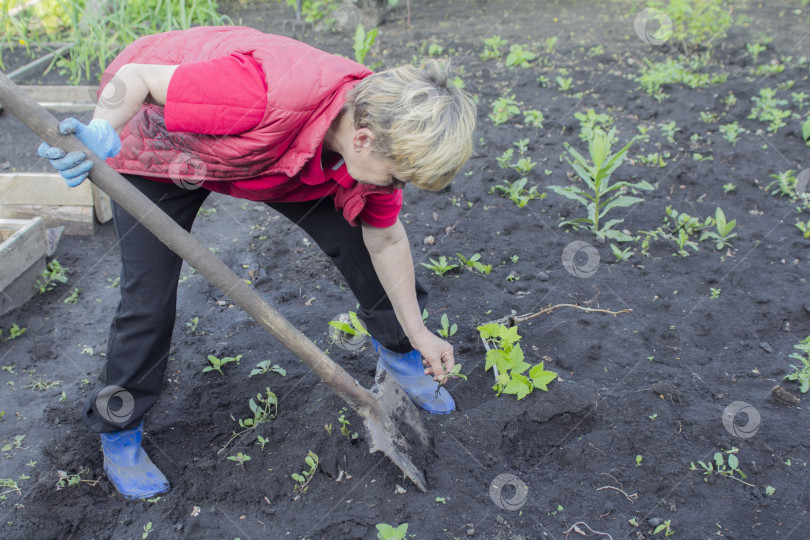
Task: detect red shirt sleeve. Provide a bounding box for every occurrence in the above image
[358,190,403,228]
[165,53,267,135]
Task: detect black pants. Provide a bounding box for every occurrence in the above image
[83,175,427,433]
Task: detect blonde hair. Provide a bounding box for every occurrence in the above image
[345,60,476,191]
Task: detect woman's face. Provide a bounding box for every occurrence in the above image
[344,127,406,190]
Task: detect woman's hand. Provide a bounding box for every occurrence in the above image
[409,326,454,383]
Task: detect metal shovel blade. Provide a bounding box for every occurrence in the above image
[328,368,432,492]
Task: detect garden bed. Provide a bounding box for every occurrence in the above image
[0,1,809,539]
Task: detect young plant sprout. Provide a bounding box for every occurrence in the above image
[291,450,319,494]
[376,522,408,540]
[456,252,492,275]
[491,178,544,208]
[249,360,287,377]
[420,256,459,276]
[227,452,251,469]
[785,335,810,393]
[202,354,241,376]
[437,313,458,338]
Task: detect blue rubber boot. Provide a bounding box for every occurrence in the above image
[370,337,455,414]
[100,421,170,500]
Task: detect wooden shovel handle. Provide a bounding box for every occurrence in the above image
[0,71,356,390]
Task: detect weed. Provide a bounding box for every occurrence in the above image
[647,0,733,53]
[748,88,790,133]
[505,44,536,68]
[456,253,492,275]
[496,148,514,169]
[56,468,88,489]
[36,260,68,294]
[765,170,800,200]
[376,523,408,540]
[544,36,558,54]
[238,388,278,429]
[353,24,378,65]
[1,434,25,451]
[492,178,544,208]
[481,35,508,61]
[477,323,557,399]
[227,452,251,469]
[549,128,652,241]
[659,121,679,143]
[637,55,726,100]
[747,42,766,63]
[556,76,573,92]
[142,522,152,539]
[489,94,521,126]
[185,316,199,333]
[337,408,358,441]
[420,256,458,276]
[63,287,81,304]
[699,111,719,123]
[513,157,537,175]
[427,43,444,57]
[699,207,737,249]
[710,288,721,299]
[524,109,544,129]
[0,478,21,497]
[23,372,61,392]
[792,91,809,110]
[1,323,26,342]
[719,121,744,146]
[690,448,753,486]
[610,244,634,262]
[292,450,319,494]
[575,109,613,142]
[249,360,287,378]
[785,335,810,393]
[202,354,241,376]
[795,219,810,239]
[513,138,530,154]
[653,519,674,537]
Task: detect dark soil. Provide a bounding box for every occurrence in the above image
[2,1,810,539]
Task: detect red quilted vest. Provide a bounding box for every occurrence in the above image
[102,26,373,182]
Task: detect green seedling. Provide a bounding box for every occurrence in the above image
[328,310,369,343]
[659,120,679,143]
[710,288,721,299]
[544,36,558,54]
[477,323,557,399]
[765,485,776,496]
[1,323,26,342]
[640,206,714,257]
[481,35,507,61]
[227,452,251,469]
[792,91,809,110]
[353,24,378,65]
[256,435,269,451]
[36,259,68,294]
[337,407,358,441]
[437,313,457,338]
[376,523,408,540]
[513,138,530,154]
[699,207,737,249]
[420,256,458,276]
[202,354,241,375]
[492,178,544,208]
[637,152,668,167]
[0,478,21,497]
[435,496,446,503]
[719,121,744,146]
[647,0,732,52]
[690,449,753,486]
[549,128,652,241]
[524,109,544,129]
[291,450,319,494]
[635,455,642,466]
[610,243,634,262]
[795,219,810,239]
[505,44,536,68]
[239,388,278,428]
[250,360,287,377]
[653,519,674,537]
[427,43,444,57]
[747,42,766,63]
[748,88,790,133]
[185,316,199,333]
[63,287,81,304]
[496,148,514,169]
[2,434,26,452]
[785,335,810,393]
[23,373,61,391]
[513,157,537,175]
[801,116,810,146]
[456,253,492,275]
[699,111,719,123]
[723,182,736,193]
[637,56,726,101]
[574,109,613,142]
[142,522,152,539]
[489,94,521,126]
[765,170,800,200]
[556,76,573,92]
[56,468,87,489]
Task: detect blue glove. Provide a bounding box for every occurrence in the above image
[37,118,122,187]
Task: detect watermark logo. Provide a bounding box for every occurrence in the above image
[633,8,673,46]
[169,153,208,190]
[795,169,810,202]
[562,241,600,278]
[722,401,760,439]
[95,385,135,425]
[489,473,528,511]
[9,1,43,30]
[97,74,128,110]
[328,312,368,351]
[332,4,361,33]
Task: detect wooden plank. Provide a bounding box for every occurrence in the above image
[0,173,94,206]
[0,217,47,292]
[91,185,113,223]
[0,205,94,235]
[19,85,96,104]
[0,255,46,316]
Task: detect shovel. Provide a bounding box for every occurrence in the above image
[0,71,431,492]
